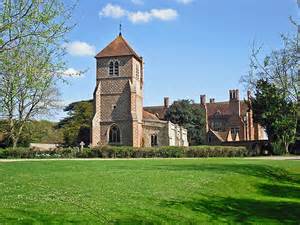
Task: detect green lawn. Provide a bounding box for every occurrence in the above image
[0,159,300,225]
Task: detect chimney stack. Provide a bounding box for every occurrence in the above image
[164,97,169,108]
[229,89,240,101]
[210,98,215,103]
[200,95,206,105]
[235,89,240,101]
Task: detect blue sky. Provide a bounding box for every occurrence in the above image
[56,0,299,121]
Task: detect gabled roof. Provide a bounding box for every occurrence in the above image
[95,34,142,61]
[143,106,167,120]
[143,110,160,121]
[206,101,248,117]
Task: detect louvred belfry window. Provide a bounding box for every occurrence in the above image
[114,61,119,76]
[109,62,114,76]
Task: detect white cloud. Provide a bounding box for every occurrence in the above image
[150,9,178,21]
[128,9,178,23]
[131,0,144,5]
[62,68,81,77]
[176,0,193,4]
[100,4,178,24]
[128,11,152,23]
[99,3,126,18]
[64,41,96,56]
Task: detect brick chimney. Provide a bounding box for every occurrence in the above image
[200,95,209,133]
[229,89,240,116]
[200,95,206,105]
[164,97,169,108]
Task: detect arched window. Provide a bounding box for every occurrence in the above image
[114,61,119,76]
[109,62,114,76]
[151,134,158,147]
[109,125,121,144]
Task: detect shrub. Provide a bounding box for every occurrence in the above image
[0,145,248,159]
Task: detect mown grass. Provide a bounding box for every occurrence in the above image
[0,158,300,224]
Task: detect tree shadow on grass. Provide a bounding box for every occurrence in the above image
[257,183,300,200]
[0,208,94,225]
[155,163,300,185]
[160,196,300,225]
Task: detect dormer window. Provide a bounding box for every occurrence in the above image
[108,61,120,76]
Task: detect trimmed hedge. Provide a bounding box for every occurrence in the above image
[0,145,247,159]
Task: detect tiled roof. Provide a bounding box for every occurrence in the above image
[143,106,167,120]
[206,101,248,117]
[143,110,160,121]
[144,100,249,121]
[95,34,142,61]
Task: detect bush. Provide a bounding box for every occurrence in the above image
[0,145,248,159]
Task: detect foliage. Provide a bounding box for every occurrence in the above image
[0,120,63,147]
[0,0,74,52]
[241,33,299,102]
[0,159,299,224]
[57,100,93,146]
[164,99,206,145]
[0,145,247,159]
[250,79,297,154]
[0,0,75,148]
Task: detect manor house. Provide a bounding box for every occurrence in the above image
[91,33,188,147]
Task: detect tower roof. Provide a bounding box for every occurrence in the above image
[95,34,142,62]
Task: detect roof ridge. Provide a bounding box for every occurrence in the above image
[95,35,141,61]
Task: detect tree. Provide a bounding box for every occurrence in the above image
[250,79,297,154]
[0,0,74,148]
[241,34,299,102]
[0,0,73,52]
[57,100,93,146]
[164,100,206,145]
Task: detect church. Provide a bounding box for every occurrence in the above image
[91,33,189,147]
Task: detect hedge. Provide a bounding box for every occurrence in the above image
[0,145,248,159]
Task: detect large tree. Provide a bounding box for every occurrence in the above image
[164,100,206,145]
[241,34,299,102]
[0,0,73,52]
[0,0,74,148]
[57,100,93,146]
[0,119,63,147]
[250,79,297,154]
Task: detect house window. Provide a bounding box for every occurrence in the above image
[151,134,158,147]
[109,62,114,76]
[114,61,119,76]
[231,127,240,135]
[109,125,121,144]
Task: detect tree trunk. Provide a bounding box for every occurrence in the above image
[285,143,289,155]
[12,136,18,149]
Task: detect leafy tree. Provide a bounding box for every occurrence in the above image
[57,100,93,146]
[0,0,75,148]
[250,79,297,154]
[164,100,206,145]
[0,119,63,147]
[0,0,74,52]
[241,33,299,102]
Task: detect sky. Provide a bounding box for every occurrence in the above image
[55,0,299,121]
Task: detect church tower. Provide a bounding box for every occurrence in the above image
[91,33,144,147]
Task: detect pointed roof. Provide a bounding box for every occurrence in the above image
[95,34,142,62]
